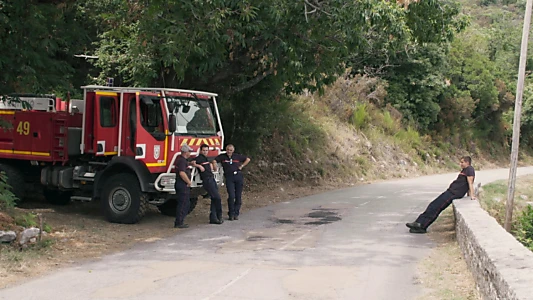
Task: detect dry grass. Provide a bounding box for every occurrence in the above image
[417,208,482,300]
[479,174,533,232]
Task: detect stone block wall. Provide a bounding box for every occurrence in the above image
[454,200,533,300]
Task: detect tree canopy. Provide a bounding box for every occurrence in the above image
[2,0,528,150]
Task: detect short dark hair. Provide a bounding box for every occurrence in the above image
[461,156,472,165]
[200,144,209,150]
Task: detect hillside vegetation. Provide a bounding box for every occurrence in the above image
[2,0,533,201]
[245,73,527,193]
[236,0,533,188]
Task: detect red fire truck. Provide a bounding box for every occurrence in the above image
[0,86,225,224]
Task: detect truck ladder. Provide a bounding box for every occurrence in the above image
[52,118,68,161]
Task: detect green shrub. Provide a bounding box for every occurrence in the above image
[287,139,302,158]
[15,213,38,228]
[395,126,422,148]
[0,171,17,210]
[351,103,368,130]
[381,111,399,135]
[515,205,533,250]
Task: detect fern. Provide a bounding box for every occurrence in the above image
[0,171,17,210]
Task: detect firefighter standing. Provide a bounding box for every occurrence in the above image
[192,144,224,224]
[174,144,194,228]
[214,144,250,220]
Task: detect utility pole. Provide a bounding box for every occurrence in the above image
[505,0,533,232]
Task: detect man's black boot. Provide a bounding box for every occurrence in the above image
[409,227,427,234]
[210,219,223,224]
[174,224,189,229]
[234,215,239,220]
[406,222,422,229]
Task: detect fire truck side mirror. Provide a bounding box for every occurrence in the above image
[168,114,177,133]
[167,102,176,112]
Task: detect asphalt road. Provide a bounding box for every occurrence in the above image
[2,167,533,300]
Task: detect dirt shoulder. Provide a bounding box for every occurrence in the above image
[417,208,481,300]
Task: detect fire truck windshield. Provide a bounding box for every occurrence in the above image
[172,99,217,136]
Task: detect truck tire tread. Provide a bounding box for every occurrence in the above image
[101,173,147,224]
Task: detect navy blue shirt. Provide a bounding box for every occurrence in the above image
[192,154,213,181]
[215,153,248,176]
[175,155,191,184]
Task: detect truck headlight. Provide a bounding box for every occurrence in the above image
[160,176,176,187]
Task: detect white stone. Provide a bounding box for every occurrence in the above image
[0,231,17,243]
[257,160,268,168]
[19,227,41,245]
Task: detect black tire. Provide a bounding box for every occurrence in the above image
[157,196,198,217]
[43,189,72,205]
[0,163,26,202]
[100,173,147,224]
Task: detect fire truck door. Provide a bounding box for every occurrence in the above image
[135,94,168,168]
[94,93,119,156]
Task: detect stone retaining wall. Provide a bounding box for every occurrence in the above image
[453,200,533,300]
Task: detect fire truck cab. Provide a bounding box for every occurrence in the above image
[0,86,225,224]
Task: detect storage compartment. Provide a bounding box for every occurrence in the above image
[67,127,82,156]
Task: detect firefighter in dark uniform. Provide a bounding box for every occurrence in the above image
[192,144,224,224]
[214,144,250,220]
[174,144,194,228]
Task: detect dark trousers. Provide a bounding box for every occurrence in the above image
[415,190,461,229]
[225,172,244,217]
[174,182,190,226]
[203,177,222,221]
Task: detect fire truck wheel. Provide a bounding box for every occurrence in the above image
[101,173,147,224]
[43,189,72,205]
[157,197,198,216]
[0,163,26,202]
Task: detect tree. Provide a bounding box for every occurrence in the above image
[0,0,93,95]
[87,0,466,96]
